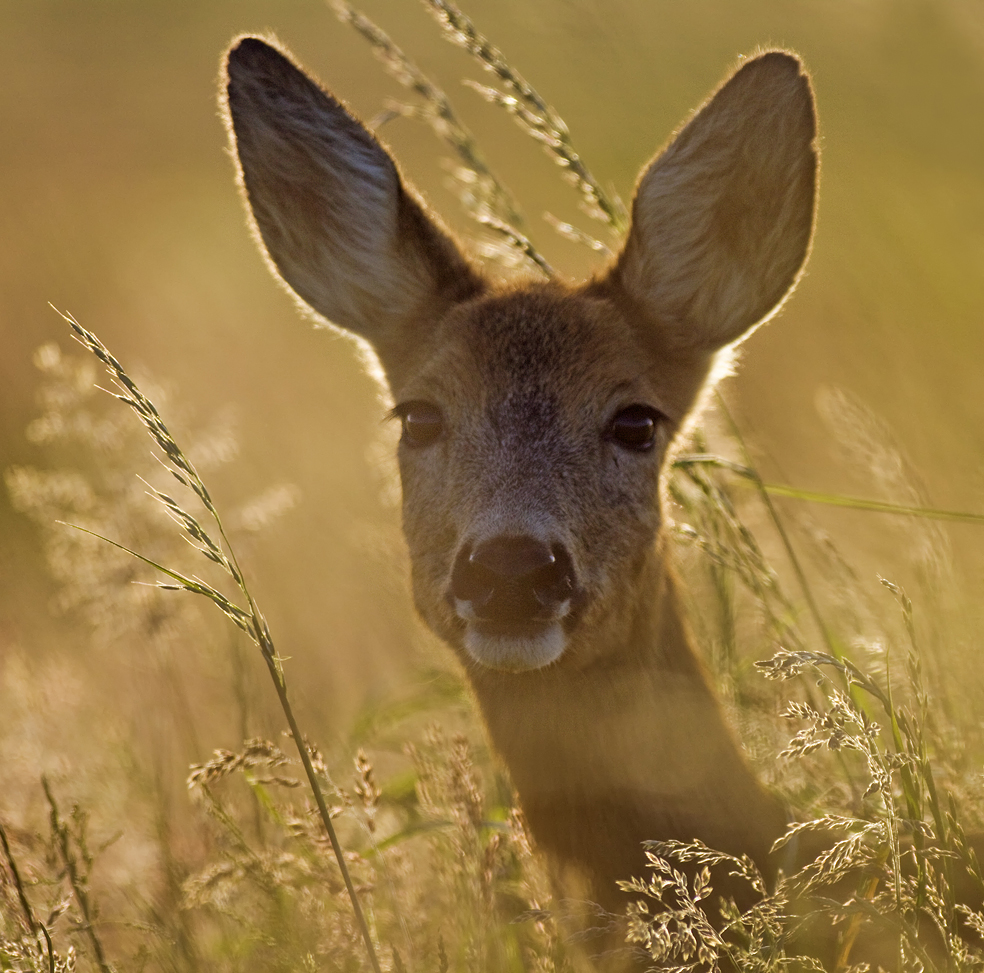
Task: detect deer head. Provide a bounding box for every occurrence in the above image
[224,38,817,675]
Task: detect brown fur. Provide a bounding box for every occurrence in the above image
[223,34,816,934]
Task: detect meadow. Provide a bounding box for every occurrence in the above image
[2,1,984,969]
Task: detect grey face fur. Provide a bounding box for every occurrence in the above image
[394,287,686,671]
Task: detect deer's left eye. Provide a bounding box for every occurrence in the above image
[394,401,444,447]
[606,405,663,451]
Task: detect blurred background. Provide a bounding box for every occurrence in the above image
[2,0,984,945]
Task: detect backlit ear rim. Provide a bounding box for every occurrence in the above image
[223,36,482,360]
[611,50,818,351]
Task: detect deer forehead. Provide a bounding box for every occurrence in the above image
[393,285,706,428]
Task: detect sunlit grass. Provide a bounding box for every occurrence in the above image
[5,316,984,971]
[4,1,984,971]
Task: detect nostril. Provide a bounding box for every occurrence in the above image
[450,537,576,623]
[532,546,574,607]
[450,543,495,606]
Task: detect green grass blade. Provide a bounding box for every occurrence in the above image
[757,483,984,525]
[674,453,984,525]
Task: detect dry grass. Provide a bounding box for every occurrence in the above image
[4,3,984,971]
[4,323,984,972]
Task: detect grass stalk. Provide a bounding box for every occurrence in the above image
[714,393,840,664]
[0,820,38,939]
[674,453,984,525]
[57,309,384,973]
[42,776,112,973]
[757,483,984,524]
[327,0,556,279]
[423,0,628,234]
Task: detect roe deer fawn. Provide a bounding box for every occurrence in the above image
[223,37,815,924]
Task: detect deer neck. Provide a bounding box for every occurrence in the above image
[466,542,787,901]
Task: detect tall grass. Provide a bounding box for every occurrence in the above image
[3,2,984,971]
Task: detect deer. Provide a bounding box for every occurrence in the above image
[221,35,984,964]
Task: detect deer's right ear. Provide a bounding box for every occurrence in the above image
[223,37,482,362]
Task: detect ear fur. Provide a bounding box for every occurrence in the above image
[607,51,818,351]
[222,36,482,363]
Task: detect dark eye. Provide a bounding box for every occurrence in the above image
[394,401,444,447]
[606,405,663,451]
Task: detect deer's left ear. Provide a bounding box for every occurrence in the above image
[605,51,818,352]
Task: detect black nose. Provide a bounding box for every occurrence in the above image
[450,536,575,626]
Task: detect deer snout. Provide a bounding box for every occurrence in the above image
[450,537,575,628]
[449,536,576,670]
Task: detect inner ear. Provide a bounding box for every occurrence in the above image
[604,51,818,352]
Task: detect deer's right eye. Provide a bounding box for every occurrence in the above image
[394,401,444,447]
